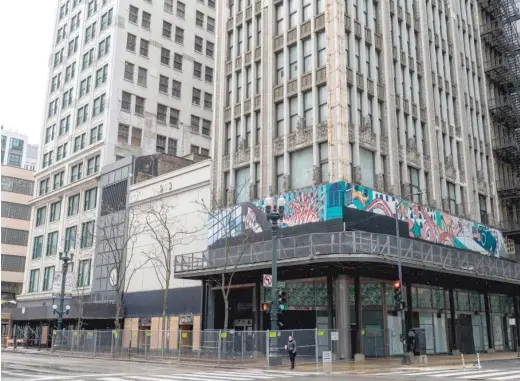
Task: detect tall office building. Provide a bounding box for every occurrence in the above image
[211,0,515,230]
[19,0,215,307]
[1,167,36,301]
[1,127,39,171]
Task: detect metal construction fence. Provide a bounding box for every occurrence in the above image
[50,328,347,366]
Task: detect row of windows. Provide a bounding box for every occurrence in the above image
[35,188,97,231]
[1,202,31,221]
[38,154,100,197]
[130,4,214,36]
[1,176,34,195]
[32,220,95,262]
[125,32,214,60]
[1,228,29,247]
[50,61,108,104]
[154,133,209,157]
[28,258,91,293]
[1,254,26,273]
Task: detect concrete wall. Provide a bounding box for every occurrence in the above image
[127,160,210,294]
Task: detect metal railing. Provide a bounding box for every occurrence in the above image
[175,231,520,283]
[50,328,344,366]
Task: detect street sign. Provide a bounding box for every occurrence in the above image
[263,274,272,287]
[331,331,339,341]
[322,351,332,363]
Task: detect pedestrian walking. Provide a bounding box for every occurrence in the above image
[285,335,297,369]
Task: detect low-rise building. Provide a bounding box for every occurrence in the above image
[120,157,209,347]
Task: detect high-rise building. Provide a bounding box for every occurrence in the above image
[1,127,39,171]
[171,0,520,354]
[1,164,36,301]
[212,0,505,228]
[17,0,215,312]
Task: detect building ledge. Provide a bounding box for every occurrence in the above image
[174,231,520,284]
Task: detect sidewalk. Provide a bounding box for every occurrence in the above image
[289,352,520,374]
[2,346,519,373]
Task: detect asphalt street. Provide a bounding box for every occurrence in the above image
[1,351,329,381]
[2,352,520,381]
[351,359,520,380]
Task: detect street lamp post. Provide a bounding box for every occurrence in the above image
[53,251,73,330]
[264,195,285,331]
[395,191,422,365]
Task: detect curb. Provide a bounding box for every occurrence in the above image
[1,349,268,369]
[3,349,518,373]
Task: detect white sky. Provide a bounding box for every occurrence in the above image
[0,1,56,144]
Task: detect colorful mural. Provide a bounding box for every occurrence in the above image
[207,181,507,258]
[345,183,507,258]
[207,182,341,245]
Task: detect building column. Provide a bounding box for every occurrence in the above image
[201,281,207,331]
[206,288,215,330]
[514,295,520,352]
[449,288,458,354]
[484,292,495,352]
[254,281,261,331]
[327,275,334,330]
[405,283,413,332]
[354,276,364,360]
[335,275,350,360]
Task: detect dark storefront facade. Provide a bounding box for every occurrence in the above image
[176,181,520,358]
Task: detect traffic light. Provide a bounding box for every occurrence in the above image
[278,291,287,311]
[393,281,406,311]
[261,302,270,312]
[393,281,402,302]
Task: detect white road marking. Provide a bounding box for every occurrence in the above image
[456,370,520,379]
[491,373,520,380]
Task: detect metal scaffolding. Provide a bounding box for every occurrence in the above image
[480,0,520,227]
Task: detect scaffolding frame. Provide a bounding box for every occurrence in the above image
[480,0,520,232]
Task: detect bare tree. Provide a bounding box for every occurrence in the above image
[96,206,150,329]
[195,186,254,330]
[140,196,204,333]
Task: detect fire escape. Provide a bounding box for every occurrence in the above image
[480,0,520,233]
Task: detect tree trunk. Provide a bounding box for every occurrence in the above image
[115,302,121,330]
[223,297,229,331]
[162,269,170,348]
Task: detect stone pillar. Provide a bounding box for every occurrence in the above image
[353,166,362,184]
[327,275,334,330]
[254,281,261,331]
[325,0,350,183]
[406,283,413,332]
[514,295,520,351]
[206,289,215,330]
[354,276,364,360]
[484,292,495,352]
[335,275,350,360]
[201,281,207,331]
[449,288,458,355]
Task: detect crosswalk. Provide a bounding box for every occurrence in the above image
[2,369,322,381]
[365,367,520,380]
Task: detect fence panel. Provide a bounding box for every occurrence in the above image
[48,328,360,365]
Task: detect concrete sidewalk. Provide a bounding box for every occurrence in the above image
[2,346,519,373]
[289,352,520,374]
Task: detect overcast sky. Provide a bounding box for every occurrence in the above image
[0,1,55,144]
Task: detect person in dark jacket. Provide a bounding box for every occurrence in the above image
[285,336,297,369]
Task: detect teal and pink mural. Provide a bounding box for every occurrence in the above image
[207,181,506,258]
[346,183,506,257]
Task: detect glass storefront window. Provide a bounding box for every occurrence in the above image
[361,282,382,306]
[432,288,445,309]
[417,287,432,309]
[469,293,481,311]
[457,291,470,311]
